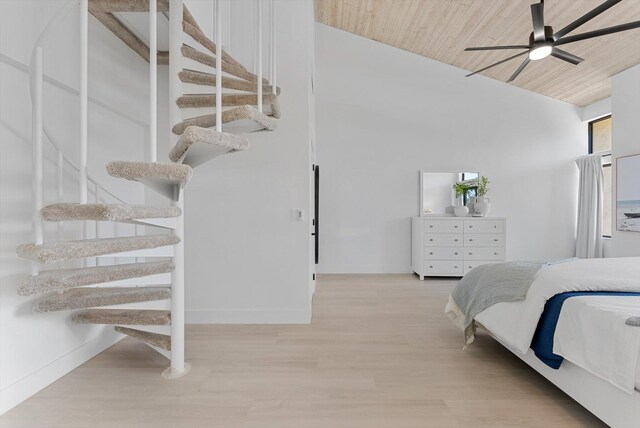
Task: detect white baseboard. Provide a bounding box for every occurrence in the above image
[186,309,311,324]
[316,264,412,274]
[0,328,122,416]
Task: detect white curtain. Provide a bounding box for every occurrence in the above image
[575,154,604,258]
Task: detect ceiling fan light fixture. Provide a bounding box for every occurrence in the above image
[529,43,552,60]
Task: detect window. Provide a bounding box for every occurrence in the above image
[588,115,612,237]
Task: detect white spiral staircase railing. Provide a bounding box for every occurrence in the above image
[19,0,280,380]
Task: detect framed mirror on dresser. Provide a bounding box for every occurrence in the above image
[413,171,505,280]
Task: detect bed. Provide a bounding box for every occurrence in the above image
[446,257,640,428]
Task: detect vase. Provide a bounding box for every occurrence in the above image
[465,199,475,214]
[454,205,469,217]
[474,198,491,217]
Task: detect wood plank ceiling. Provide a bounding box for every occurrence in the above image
[315,0,640,106]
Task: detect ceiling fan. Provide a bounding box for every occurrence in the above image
[465,0,640,82]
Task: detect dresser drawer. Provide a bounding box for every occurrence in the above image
[424,260,463,276]
[463,219,504,234]
[423,219,463,234]
[464,260,501,275]
[464,247,505,260]
[424,233,463,247]
[424,247,463,260]
[464,233,504,247]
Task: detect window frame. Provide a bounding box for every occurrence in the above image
[588,115,612,238]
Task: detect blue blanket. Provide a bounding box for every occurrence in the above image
[530,291,640,369]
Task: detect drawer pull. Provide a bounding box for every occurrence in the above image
[454,252,458,255]
[494,252,498,255]
[468,265,473,269]
[454,266,458,269]
[494,225,497,228]
[469,239,473,242]
[429,225,433,228]
[468,252,473,255]
[469,225,473,228]
[454,239,459,242]
[494,239,498,242]
[429,252,433,255]
[429,265,433,269]
[429,238,434,242]
[454,225,458,228]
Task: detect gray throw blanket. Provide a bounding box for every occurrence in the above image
[627,317,640,327]
[445,261,546,347]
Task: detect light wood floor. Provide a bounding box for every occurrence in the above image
[1,275,606,428]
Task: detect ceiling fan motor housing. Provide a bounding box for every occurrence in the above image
[529,26,554,44]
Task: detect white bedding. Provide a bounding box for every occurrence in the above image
[474,257,640,393]
[554,296,640,393]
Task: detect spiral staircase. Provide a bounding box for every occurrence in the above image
[16,0,278,377]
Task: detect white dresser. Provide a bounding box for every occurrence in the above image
[411,216,506,279]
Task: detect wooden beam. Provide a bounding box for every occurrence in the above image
[90,11,168,65]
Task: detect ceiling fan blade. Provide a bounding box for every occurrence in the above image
[531,3,546,42]
[553,0,623,40]
[465,51,529,77]
[465,45,530,51]
[555,20,640,46]
[550,48,584,65]
[507,58,531,83]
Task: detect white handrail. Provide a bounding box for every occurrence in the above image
[257,0,263,113]
[80,0,88,204]
[216,0,222,131]
[31,48,44,276]
[29,0,75,104]
[149,0,157,162]
[271,0,276,95]
[26,0,131,216]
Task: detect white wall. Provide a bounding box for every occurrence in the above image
[0,0,150,414]
[181,0,316,323]
[315,24,586,274]
[608,64,640,257]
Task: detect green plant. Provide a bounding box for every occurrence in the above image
[477,176,490,196]
[453,181,471,197]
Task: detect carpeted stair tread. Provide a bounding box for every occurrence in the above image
[169,126,249,166]
[18,261,174,296]
[73,309,171,325]
[17,234,179,264]
[89,0,170,13]
[180,45,269,84]
[107,161,193,185]
[177,93,278,109]
[41,203,182,222]
[172,105,277,135]
[33,286,171,312]
[182,5,204,34]
[115,326,171,350]
[182,20,246,71]
[179,69,280,94]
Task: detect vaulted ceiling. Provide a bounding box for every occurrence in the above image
[315,0,640,106]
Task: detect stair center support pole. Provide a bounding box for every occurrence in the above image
[80,0,88,205]
[149,0,157,162]
[32,47,44,276]
[169,193,185,374]
[215,0,222,131]
[257,0,263,113]
[166,0,187,378]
